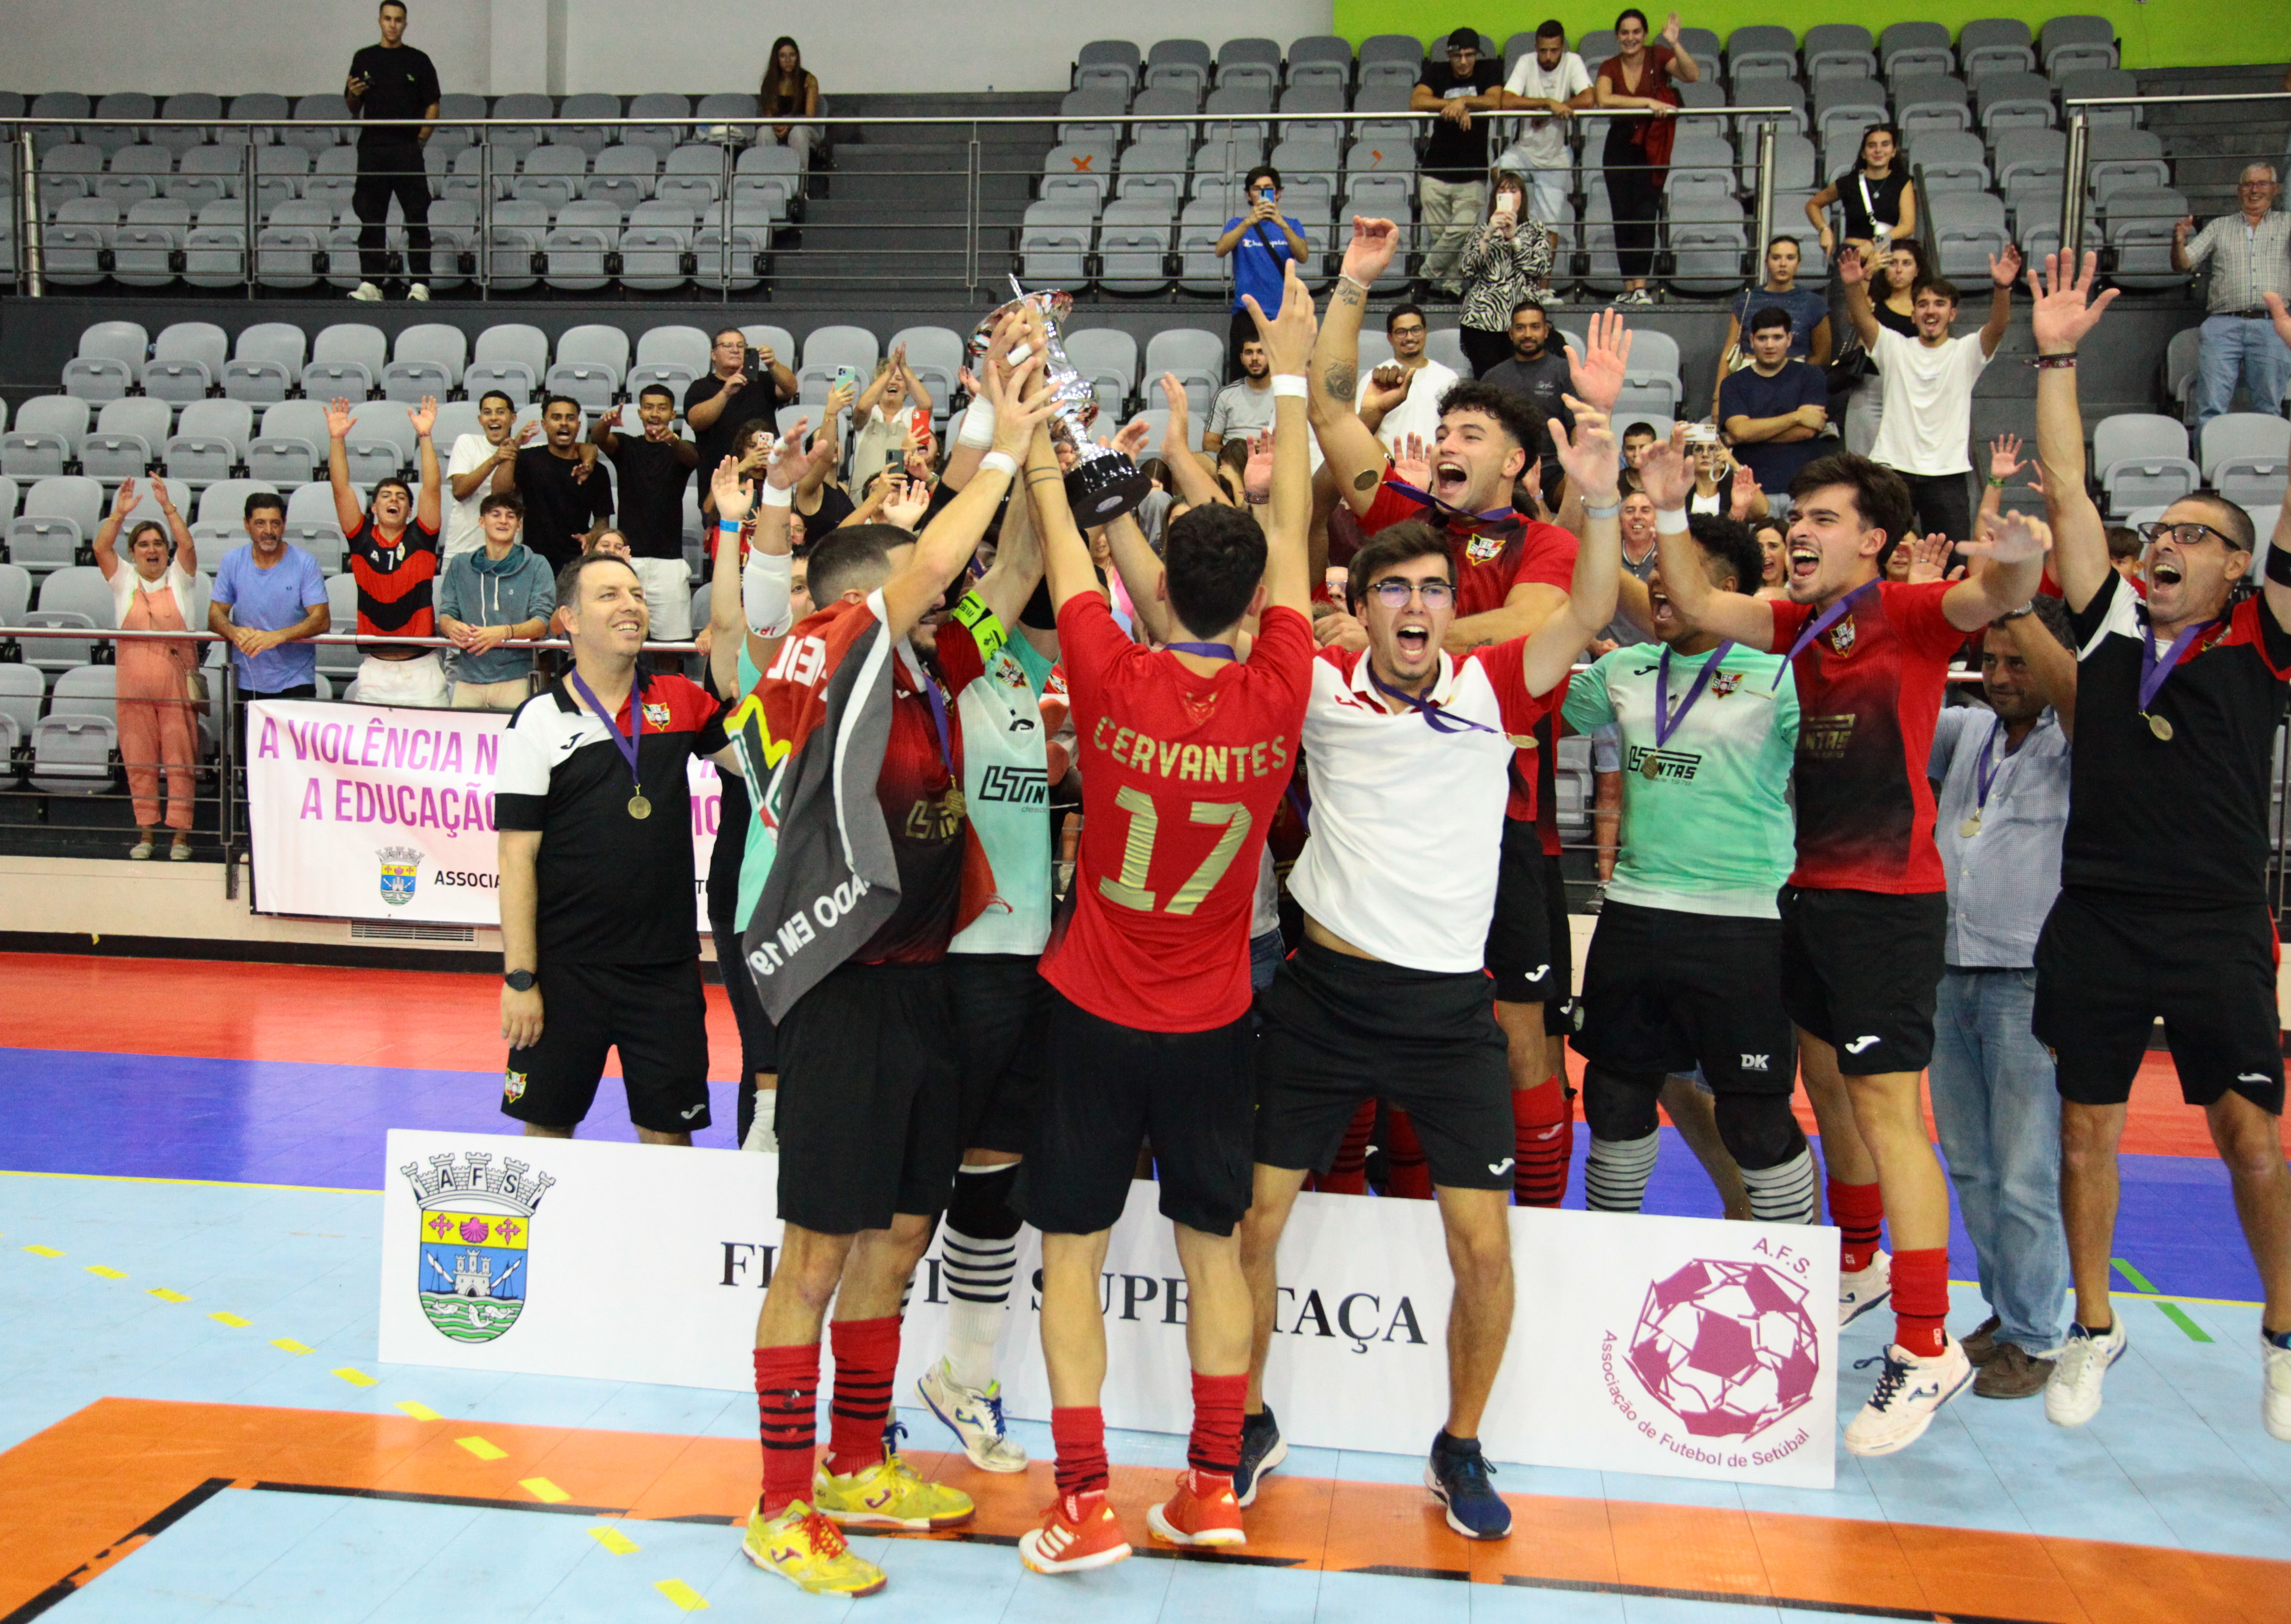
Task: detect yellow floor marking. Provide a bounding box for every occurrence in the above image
[269,1338,312,1355]
[456,1436,508,1461]
[148,1287,190,1302]
[84,1265,127,1279]
[589,1525,641,1555]
[332,1367,377,1387]
[208,1311,251,1328]
[520,1476,570,1503]
[654,1578,710,1611]
[22,1245,63,1258]
[395,1400,442,1421]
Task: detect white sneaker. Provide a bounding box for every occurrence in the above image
[2043,1318,2128,1428]
[1843,1340,1972,1456]
[918,1357,1027,1472]
[2261,1332,2291,1442]
[349,281,384,302]
[1839,1250,1892,1328]
[407,282,430,302]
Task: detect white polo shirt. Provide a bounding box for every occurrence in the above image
[1361,358,1461,452]
[1288,643,1555,972]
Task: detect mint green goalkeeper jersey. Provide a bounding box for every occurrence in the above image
[1562,640,1800,919]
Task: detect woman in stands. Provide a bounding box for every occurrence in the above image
[759,37,821,179]
[1752,518,1789,599]
[1843,238,1929,455]
[92,479,200,862]
[1592,7,1698,307]
[1456,170,1555,376]
[1807,124,1916,267]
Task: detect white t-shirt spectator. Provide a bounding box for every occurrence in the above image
[1205,379,1277,446]
[1361,359,1460,452]
[1501,52,1592,170]
[443,431,503,559]
[1869,327,1989,477]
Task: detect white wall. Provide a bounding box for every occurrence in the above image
[0,0,1334,98]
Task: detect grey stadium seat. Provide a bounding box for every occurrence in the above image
[469,325,550,403]
[1958,19,2036,82]
[548,324,632,408]
[385,324,469,401]
[2202,416,2291,510]
[1144,328,1225,417]
[2093,415,2199,515]
[168,400,255,487]
[1879,21,1953,79]
[223,324,307,404]
[1803,24,1876,82]
[2039,15,2118,76]
[63,321,150,403]
[4,398,92,481]
[247,401,329,485]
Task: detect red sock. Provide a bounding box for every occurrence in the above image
[1891,1247,1950,1358]
[1315,1099,1376,1194]
[1386,1108,1434,1200]
[1187,1371,1248,1484]
[754,1343,820,1518]
[1052,1405,1109,1498]
[1827,1178,1885,1273]
[1513,1080,1571,1207]
[823,1315,899,1477]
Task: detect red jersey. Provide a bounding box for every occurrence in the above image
[1358,475,1577,618]
[1767,579,1962,893]
[1044,594,1313,1031]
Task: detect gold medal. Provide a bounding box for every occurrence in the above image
[1640,753,1661,781]
[2145,712,2173,742]
[628,793,652,820]
[945,787,967,821]
[1959,815,1981,838]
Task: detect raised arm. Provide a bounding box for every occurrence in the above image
[1101,511,1171,644]
[974,463,1048,631]
[1248,258,1317,617]
[410,397,441,535]
[706,457,756,696]
[590,406,624,453]
[91,477,141,579]
[2027,251,2117,613]
[1308,217,1403,516]
[1643,429,1777,648]
[1836,247,1883,348]
[324,398,366,534]
[1660,13,1701,82]
[1945,509,2052,632]
[1519,401,1625,693]
[1978,246,2021,359]
[1158,374,1232,513]
[2004,605,2078,739]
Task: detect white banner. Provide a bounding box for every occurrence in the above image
[378,1130,1837,1488]
[246,699,720,929]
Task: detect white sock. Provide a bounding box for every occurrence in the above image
[1585,1130,1659,1213]
[940,1222,1017,1392]
[741,1088,777,1152]
[1742,1146,1817,1225]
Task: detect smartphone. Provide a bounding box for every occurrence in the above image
[832,364,861,396]
[909,405,932,441]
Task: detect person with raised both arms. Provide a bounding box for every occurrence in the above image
[2021,256,2291,1442]
[1235,389,1622,1538]
[1652,430,2052,1457]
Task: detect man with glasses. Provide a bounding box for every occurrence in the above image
[2023,253,2291,1443]
[687,328,796,503]
[1358,304,1461,452]
[2172,164,2291,432]
[1236,401,1622,1539]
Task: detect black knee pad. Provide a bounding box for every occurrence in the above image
[1715,1090,1806,1171]
[947,1161,1023,1240]
[1582,1067,1664,1143]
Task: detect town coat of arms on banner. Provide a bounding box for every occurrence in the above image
[404,1151,553,1344]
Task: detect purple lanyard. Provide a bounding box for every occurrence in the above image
[1366,665,1503,735]
[1654,640,1734,748]
[1379,476,1523,540]
[915,660,958,782]
[568,670,642,791]
[1972,715,2005,814]
[2138,614,2217,714]
[1165,641,1236,661]
[1772,579,1878,689]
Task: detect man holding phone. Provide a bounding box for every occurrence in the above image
[344,0,439,304]
[686,327,797,499]
[1215,164,1309,376]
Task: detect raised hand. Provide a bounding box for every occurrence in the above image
[711,455,753,525]
[1565,307,1632,415]
[1904,532,1955,583]
[324,397,356,441]
[2173,214,2194,244]
[883,474,932,531]
[1837,244,1866,286]
[2028,250,2118,351]
[1960,509,2053,567]
[515,418,541,446]
[1157,373,1192,460]
[1636,426,1696,509]
[1243,431,1275,503]
[1393,431,1433,491]
[826,381,856,419]
[957,364,981,399]
[1989,433,2024,482]
[1728,461,1758,520]
[1243,257,1319,376]
[1550,397,1621,499]
[762,417,810,488]
[112,478,142,516]
[407,395,438,441]
[1113,415,1151,461]
[1339,216,1401,287]
[599,406,624,432]
[987,351,1057,460]
[1363,361,1411,416]
[1988,244,2023,290]
[1662,10,1683,45]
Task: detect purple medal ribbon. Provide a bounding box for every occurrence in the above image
[1165,641,1236,660]
[568,669,643,793]
[1772,579,1878,689]
[1654,640,1735,749]
[1379,476,1524,540]
[916,659,959,781]
[1366,665,1503,736]
[1972,716,2006,815]
[2137,613,2217,716]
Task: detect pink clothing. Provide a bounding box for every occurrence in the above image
[117,573,199,831]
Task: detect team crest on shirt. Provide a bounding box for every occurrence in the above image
[405,1151,552,1345]
[377,845,422,906]
[1464,533,1507,564]
[643,702,672,728]
[1709,670,1743,698]
[1825,616,1858,657]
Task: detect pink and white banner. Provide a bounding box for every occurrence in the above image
[245,698,723,928]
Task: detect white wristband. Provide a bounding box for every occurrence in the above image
[758,480,793,509]
[1270,374,1309,399]
[1655,506,1691,534]
[980,450,1019,479]
[956,399,997,449]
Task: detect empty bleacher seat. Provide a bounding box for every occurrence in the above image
[1098,202,1175,295]
[2202,416,2291,510]
[2040,15,2118,75]
[1891,74,1971,137]
[2093,415,2200,515]
[81,398,174,484]
[1804,24,1877,81]
[222,324,305,403]
[2086,128,2169,205]
[1907,130,1990,194]
[1147,40,1215,97]
[1975,71,2055,136]
[1075,40,1145,95]
[114,200,193,288]
[13,480,107,578]
[248,401,329,485]
[1021,202,1095,285]
[1725,25,1798,82]
[166,400,253,487]
[548,325,632,408]
[97,145,173,207]
[629,327,711,399]
[2102,185,2191,289]
[1926,191,2009,281]
[1879,21,1953,79]
[4,398,92,481]
[302,322,387,399]
[1144,328,1225,417]
[516,142,590,208]
[469,325,550,403]
[64,322,149,403]
[1959,19,2036,81]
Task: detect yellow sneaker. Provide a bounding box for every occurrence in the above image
[742,1498,888,1597]
[814,1431,977,1531]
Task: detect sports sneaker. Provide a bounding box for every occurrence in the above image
[1424,1432,1512,1539]
[1147,1468,1246,1547]
[1019,1489,1132,1574]
[1613,288,1655,307]
[129,838,154,860]
[1234,1406,1288,1508]
[2263,1331,2291,1442]
[1839,1250,1892,1328]
[2044,1319,2128,1428]
[349,281,383,302]
[813,1429,975,1531]
[1843,1341,1972,1456]
[1973,1341,2053,1400]
[1961,1313,2003,1367]
[917,1356,1026,1472]
[407,282,430,302]
[742,1498,887,1596]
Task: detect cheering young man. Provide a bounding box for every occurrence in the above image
[1014,264,1318,1573]
[1237,396,1623,1537]
[1653,433,2050,1456]
[2024,258,2291,1440]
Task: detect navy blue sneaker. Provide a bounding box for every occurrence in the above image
[1423,1431,1511,1540]
[1234,1406,1288,1508]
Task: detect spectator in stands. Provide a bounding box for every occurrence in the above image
[210,493,331,745]
[1493,20,1594,230]
[343,0,439,304]
[1458,172,1555,376]
[1720,306,1831,495]
[1593,8,1699,307]
[1751,518,1788,597]
[592,386,700,639]
[93,479,200,860]
[329,396,446,706]
[2103,523,2144,582]
[851,349,933,486]
[1413,28,1508,298]
[445,391,520,559]
[1928,593,2078,1400]
[1204,335,1276,455]
[1844,239,1930,456]
[1840,244,2020,543]
[1358,304,1459,450]
[687,328,794,517]
[1215,165,1309,373]
[438,490,554,710]
[1807,125,1914,269]
[759,36,821,177]
[2172,163,2291,431]
[1687,436,1769,519]
[501,397,613,572]
[1715,237,1831,411]
[1480,298,1572,495]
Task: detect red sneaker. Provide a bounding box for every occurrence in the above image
[1147,1469,1246,1547]
[1017,1490,1132,1574]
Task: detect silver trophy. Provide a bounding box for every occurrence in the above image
[971,277,1150,524]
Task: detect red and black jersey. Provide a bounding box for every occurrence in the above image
[349,515,441,655]
[1358,475,1577,619]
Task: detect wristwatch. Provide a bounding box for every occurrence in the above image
[1995,604,2035,622]
[503,970,537,992]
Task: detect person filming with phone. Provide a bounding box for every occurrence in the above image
[687,327,796,519]
[1215,164,1309,374]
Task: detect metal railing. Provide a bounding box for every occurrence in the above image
[2054,92,2291,270]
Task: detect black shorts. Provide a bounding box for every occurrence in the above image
[1778,885,1948,1076]
[1572,901,1796,1095]
[709,905,779,1080]
[774,960,963,1235]
[2034,888,2285,1114]
[1484,816,1560,1006]
[1015,989,1255,1237]
[949,953,1050,1156]
[1256,938,1513,1189]
[1542,851,1576,1035]
[501,959,711,1135]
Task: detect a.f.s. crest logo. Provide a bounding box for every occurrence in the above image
[643,702,671,728]
[1826,616,1858,657]
[377,845,422,907]
[1464,532,1506,564]
[1710,670,1743,697]
[403,1151,553,1344]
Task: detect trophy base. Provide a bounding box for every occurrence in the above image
[1066,453,1151,524]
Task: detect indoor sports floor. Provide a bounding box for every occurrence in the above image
[1,951,2286,1623]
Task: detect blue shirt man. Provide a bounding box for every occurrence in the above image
[208,492,331,696]
[1215,163,1308,370]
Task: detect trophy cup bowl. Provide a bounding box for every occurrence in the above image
[971,279,1151,524]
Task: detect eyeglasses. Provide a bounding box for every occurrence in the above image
[2137,521,2239,548]
[1369,578,1455,608]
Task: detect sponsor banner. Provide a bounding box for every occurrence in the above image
[379,1131,1836,1487]
[246,699,721,928]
